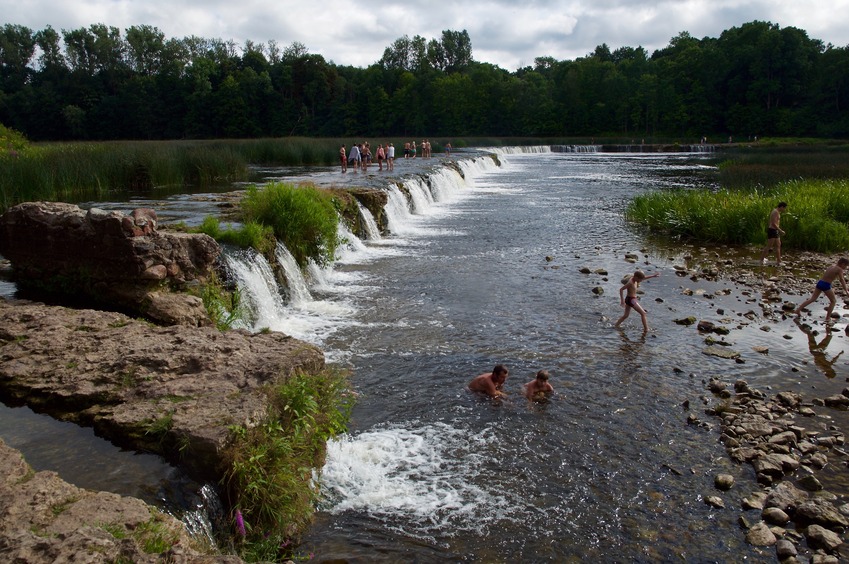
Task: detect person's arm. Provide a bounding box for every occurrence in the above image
[840,272,849,295]
[646,272,660,280]
[619,284,627,305]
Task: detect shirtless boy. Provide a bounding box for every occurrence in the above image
[761,202,787,265]
[793,258,849,322]
[523,370,554,400]
[615,270,660,332]
[468,365,509,398]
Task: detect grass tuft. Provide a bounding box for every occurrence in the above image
[222,367,354,561]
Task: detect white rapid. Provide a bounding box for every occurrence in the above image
[223,153,502,351]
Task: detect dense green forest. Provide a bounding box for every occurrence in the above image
[1,20,848,141]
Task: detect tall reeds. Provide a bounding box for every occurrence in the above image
[626,179,849,252]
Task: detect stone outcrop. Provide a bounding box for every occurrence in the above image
[0,438,243,563]
[0,298,324,483]
[0,202,220,326]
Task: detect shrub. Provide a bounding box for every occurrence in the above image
[241,182,340,268]
[223,368,354,561]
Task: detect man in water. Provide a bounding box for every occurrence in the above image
[468,365,508,398]
[760,202,787,265]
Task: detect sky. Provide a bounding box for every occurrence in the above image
[4,0,849,71]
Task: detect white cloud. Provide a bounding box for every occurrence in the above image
[3,0,848,70]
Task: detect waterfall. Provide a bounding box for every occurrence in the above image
[275,242,312,306]
[357,202,382,241]
[550,145,600,153]
[223,153,504,345]
[224,249,287,331]
[486,146,552,155]
[384,184,416,235]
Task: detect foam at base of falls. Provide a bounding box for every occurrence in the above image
[319,421,521,539]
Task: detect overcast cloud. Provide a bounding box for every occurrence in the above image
[4,0,848,70]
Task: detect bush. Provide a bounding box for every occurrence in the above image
[241,182,340,268]
[223,368,354,561]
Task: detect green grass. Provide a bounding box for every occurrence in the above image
[241,182,340,268]
[626,179,849,252]
[223,367,354,562]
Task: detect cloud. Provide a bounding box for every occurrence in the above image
[3,0,848,70]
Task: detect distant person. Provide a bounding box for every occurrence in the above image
[793,258,849,322]
[376,144,386,171]
[760,202,787,265]
[445,142,452,156]
[411,141,417,158]
[348,143,361,173]
[387,143,395,171]
[362,142,371,171]
[404,141,411,159]
[339,144,347,173]
[615,270,660,333]
[523,370,554,401]
[468,365,509,398]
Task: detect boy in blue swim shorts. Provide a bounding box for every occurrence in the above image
[794,258,849,321]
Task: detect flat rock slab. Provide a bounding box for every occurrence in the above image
[0,438,242,563]
[702,345,742,359]
[0,298,324,482]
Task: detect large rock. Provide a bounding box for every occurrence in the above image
[0,298,324,482]
[0,202,220,326]
[0,439,242,563]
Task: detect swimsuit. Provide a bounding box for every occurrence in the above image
[767,227,780,239]
[625,296,638,307]
[816,280,832,292]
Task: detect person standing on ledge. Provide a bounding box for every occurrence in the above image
[760,202,787,265]
[468,365,509,398]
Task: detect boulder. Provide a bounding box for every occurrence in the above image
[0,202,220,326]
[0,298,324,483]
[0,439,242,563]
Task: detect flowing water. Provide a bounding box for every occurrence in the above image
[2,149,848,561]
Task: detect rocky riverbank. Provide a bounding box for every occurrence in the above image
[0,438,243,563]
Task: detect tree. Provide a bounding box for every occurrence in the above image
[125,25,165,76]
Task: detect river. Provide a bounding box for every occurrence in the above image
[2,148,848,561]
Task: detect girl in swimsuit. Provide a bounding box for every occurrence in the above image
[615,270,660,332]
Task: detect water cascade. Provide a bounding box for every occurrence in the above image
[356,202,382,241]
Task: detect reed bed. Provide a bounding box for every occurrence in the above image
[626,179,849,253]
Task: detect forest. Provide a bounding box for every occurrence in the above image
[1,20,848,141]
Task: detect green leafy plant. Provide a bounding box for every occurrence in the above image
[241,182,340,268]
[222,367,354,561]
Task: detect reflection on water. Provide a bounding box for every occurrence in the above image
[795,319,845,378]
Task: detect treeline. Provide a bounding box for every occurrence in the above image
[1,20,848,141]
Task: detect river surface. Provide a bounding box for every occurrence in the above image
[2,149,848,562]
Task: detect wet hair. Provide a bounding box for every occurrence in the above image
[535,370,550,381]
[493,364,508,377]
[633,270,646,281]
[839,258,849,267]
[777,202,788,209]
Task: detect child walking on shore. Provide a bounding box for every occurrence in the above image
[615,270,660,332]
[793,258,849,322]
